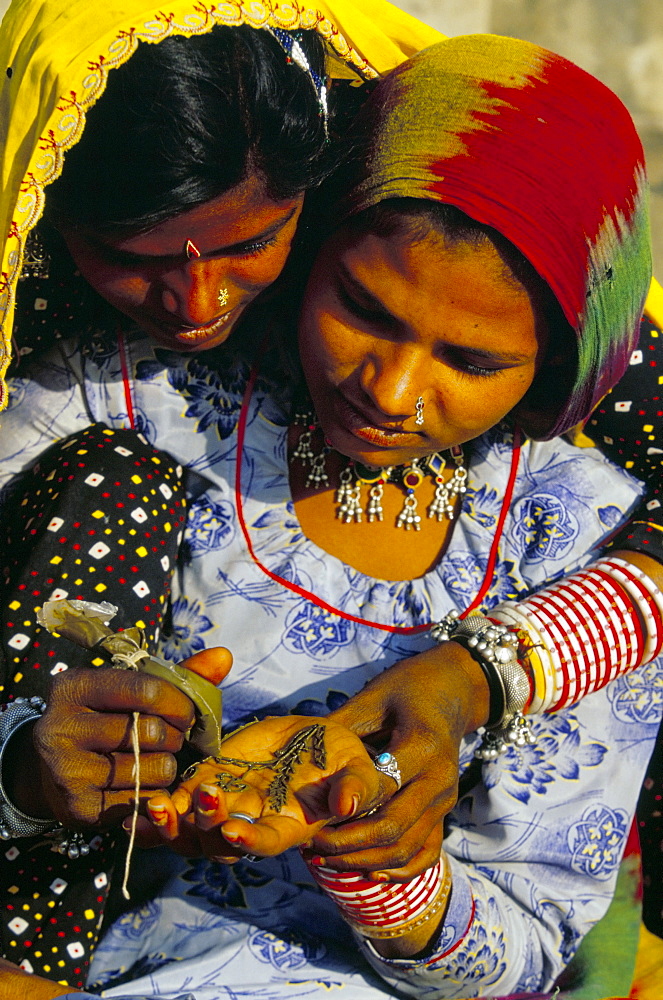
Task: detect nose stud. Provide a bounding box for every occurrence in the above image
[218,287,229,308]
[415,396,424,426]
[185,239,201,259]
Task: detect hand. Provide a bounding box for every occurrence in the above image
[9,648,232,828]
[309,641,490,880]
[142,715,385,861]
[0,958,79,998]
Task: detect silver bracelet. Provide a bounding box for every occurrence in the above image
[432,612,535,759]
[0,696,58,839]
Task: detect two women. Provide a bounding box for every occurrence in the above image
[2,26,661,997]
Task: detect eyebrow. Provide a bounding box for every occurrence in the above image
[92,205,300,263]
[337,262,532,364]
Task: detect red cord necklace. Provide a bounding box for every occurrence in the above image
[234,361,523,635]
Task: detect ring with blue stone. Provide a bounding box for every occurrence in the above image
[372,751,402,790]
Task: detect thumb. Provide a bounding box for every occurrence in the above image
[181,647,233,687]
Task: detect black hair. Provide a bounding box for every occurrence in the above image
[339,198,578,438]
[45,25,334,235]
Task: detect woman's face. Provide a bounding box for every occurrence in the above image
[298,223,549,467]
[59,173,304,352]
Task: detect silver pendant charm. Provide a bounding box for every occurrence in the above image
[366,482,385,522]
[305,450,329,489]
[338,482,363,523]
[396,491,421,530]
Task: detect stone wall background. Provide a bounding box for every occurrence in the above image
[393,0,663,274]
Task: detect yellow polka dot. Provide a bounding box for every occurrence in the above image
[131,475,143,484]
[104,528,113,535]
[50,555,62,565]
[136,546,148,558]
[47,901,55,908]
[91,510,106,519]
[625,460,635,469]
[43,965,51,972]
[34,913,42,920]
[91,657,105,666]
[643,424,654,432]
[13,672,23,683]
[151,457,161,464]
[74,578,83,585]
[61,572,69,580]
[7,886,18,894]
[649,435,656,441]
[74,558,82,565]
[135,620,146,629]
[51,946,59,953]
[651,330,659,337]
[164,523,171,533]
[95,583,107,593]
[129,529,137,536]
[34,951,42,958]
[88,566,96,573]
[32,892,39,899]
[22,620,31,627]
[84,909,95,920]
[76,448,88,456]
[58,962,66,968]
[102,429,114,436]
[118,519,125,526]
[87,931,94,939]
[8,600,20,611]
[659,375,663,384]
[118,538,126,545]
[22,903,29,910]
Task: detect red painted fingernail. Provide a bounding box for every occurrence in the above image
[197,784,219,814]
[309,855,325,866]
[147,802,169,826]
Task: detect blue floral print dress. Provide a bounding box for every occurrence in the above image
[0,330,661,1000]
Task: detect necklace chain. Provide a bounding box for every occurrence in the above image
[291,410,467,531]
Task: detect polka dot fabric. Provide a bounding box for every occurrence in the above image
[0,424,186,986]
[588,313,663,561]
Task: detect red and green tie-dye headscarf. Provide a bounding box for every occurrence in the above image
[343,34,651,439]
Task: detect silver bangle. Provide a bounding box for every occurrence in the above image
[0,697,58,839]
[432,612,535,759]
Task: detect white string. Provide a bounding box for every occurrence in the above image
[121,710,141,900]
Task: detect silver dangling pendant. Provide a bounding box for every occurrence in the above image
[396,491,421,530]
[306,449,329,489]
[337,480,363,523]
[292,412,315,466]
[415,396,424,426]
[336,466,354,506]
[366,482,385,522]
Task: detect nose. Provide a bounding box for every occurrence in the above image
[159,261,230,328]
[359,344,426,419]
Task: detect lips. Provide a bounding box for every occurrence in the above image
[333,393,419,449]
[173,308,237,345]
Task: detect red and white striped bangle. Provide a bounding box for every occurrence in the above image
[306,854,451,939]
[490,556,661,713]
[598,558,663,662]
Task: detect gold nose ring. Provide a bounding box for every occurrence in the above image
[218,288,229,308]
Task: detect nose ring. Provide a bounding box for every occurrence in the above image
[415,396,424,426]
[218,287,229,308]
[185,239,201,259]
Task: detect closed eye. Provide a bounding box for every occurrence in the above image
[336,279,395,328]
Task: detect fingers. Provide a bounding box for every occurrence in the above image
[364,824,444,883]
[39,712,187,754]
[49,668,196,731]
[181,647,233,686]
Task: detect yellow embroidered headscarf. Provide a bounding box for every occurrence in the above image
[0,0,442,408]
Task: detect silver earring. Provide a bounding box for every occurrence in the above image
[415,396,424,426]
